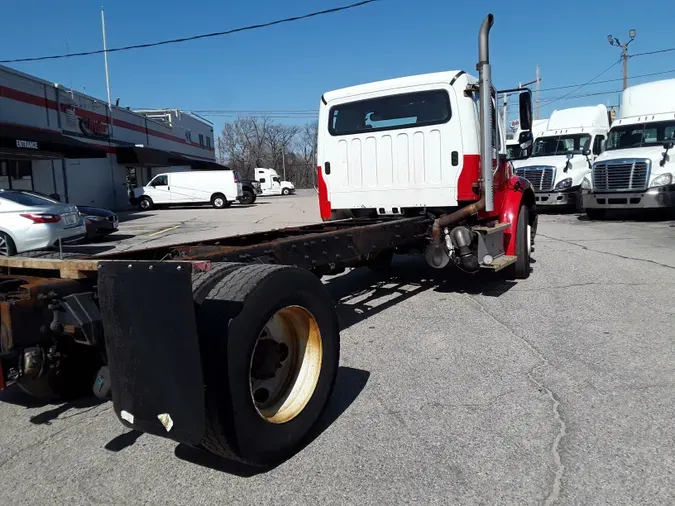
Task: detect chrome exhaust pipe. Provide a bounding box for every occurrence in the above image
[478,14,495,213]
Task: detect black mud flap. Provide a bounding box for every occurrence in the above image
[97,261,205,446]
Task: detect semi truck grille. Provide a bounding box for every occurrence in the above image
[514,166,555,191]
[592,160,650,191]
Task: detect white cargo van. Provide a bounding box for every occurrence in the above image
[131,170,242,210]
[254,168,296,196]
[582,79,675,218]
[513,105,609,209]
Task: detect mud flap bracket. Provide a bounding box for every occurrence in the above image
[97,260,205,445]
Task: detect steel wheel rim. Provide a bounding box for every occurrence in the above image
[249,306,323,424]
[214,197,224,207]
[0,235,8,256]
[140,199,150,209]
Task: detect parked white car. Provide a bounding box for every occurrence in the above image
[254,168,296,195]
[131,170,242,210]
[0,190,86,256]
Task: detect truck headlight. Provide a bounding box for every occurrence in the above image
[554,177,573,190]
[581,177,592,190]
[650,173,673,187]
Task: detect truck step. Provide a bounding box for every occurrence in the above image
[481,255,517,272]
[472,222,511,235]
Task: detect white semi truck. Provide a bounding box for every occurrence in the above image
[514,106,609,209]
[508,119,548,162]
[582,79,675,218]
[254,168,296,196]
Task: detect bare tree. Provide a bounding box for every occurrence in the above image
[217,117,319,188]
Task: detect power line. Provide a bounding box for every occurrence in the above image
[540,58,622,108]
[0,0,381,64]
[630,47,675,58]
[534,68,675,93]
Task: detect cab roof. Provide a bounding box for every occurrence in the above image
[322,71,475,103]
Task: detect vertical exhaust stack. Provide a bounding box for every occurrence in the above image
[478,14,495,212]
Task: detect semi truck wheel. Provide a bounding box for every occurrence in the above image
[196,264,340,466]
[504,203,531,280]
[282,188,290,195]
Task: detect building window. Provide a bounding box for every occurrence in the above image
[186,130,192,143]
[205,136,211,149]
[199,134,204,147]
[0,159,33,190]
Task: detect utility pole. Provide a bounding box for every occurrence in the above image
[608,29,636,90]
[535,64,541,120]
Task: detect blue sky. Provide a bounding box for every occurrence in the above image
[1,0,673,136]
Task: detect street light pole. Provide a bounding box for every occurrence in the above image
[608,29,636,90]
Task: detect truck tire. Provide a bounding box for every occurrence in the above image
[282,188,290,195]
[238,190,255,205]
[139,196,153,211]
[0,232,16,256]
[196,264,340,466]
[504,203,531,280]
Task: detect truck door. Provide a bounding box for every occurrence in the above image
[272,176,282,195]
[146,174,171,204]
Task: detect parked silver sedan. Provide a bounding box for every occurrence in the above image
[0,190,86,256]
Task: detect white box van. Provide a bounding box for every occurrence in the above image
[131,170,242,210]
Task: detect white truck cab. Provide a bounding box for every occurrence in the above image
[254,168,296,196]
[514,105,609,209]
[582,79,675,218]
[317,70,525,218]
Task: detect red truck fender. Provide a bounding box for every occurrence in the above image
[500,176,536,256]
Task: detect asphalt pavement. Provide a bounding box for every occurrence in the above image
[1,192,674,505]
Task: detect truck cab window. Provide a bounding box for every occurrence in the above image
[150,175,168,187]
[593,135,605,155]
[273,177,280,183]
[259,178,266,183]
[329,90,451,136]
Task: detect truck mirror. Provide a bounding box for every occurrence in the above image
[582,148,591,156]
[663,141,674,150]
[515,130,533,159]
[519,91,532,131]
[600,139,606,152]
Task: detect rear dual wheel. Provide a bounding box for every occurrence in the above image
[195,264,340,466]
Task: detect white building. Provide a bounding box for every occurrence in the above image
[0,64,218,209]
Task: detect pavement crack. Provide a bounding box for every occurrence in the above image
[515,281,673,292]
[538,233,675,271]
[468,296,566,506]
[0,405,111,470]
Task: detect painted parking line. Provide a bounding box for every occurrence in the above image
[145,224,182,237]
